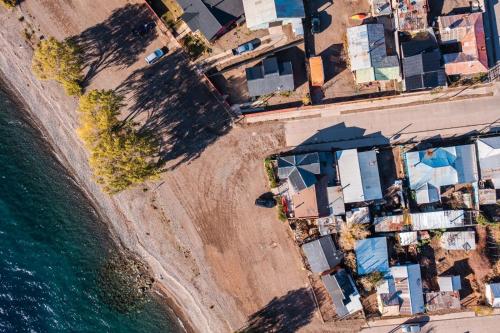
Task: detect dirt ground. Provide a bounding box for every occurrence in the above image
[0,1,337,332]
[428,0,483,23]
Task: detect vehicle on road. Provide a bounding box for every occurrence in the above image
[401,324,420,333]
[255,197,276,208]
[232,39,261,55]
[311,15,321,34]
[145,48,165,64]
[133,22,155,36]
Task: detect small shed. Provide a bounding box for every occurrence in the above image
[485,283,500,307]
[302,236,343,273]
[322,269,363,318]
[440,231,476,251]
[355,237,389,275]
[438,276,462,292]
[309,56,324,87]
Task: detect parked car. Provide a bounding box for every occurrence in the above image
[401,324,420,333]
[232,39,261,55]
[133,22,155,36]
[311,15,321,34]
[145,48,165,64]
[255,197,276,208]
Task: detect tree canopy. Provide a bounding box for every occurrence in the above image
[78,90,160,193]
[32,37,83,96]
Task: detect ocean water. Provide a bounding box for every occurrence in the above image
[0,86,181,332]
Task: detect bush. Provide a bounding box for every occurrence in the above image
[358,271,383,292]
[344,251,357,273]
[264,158,277,188]
[1,0,16,8]
[161,11,176,27]
[477,213,495,226]
[78,90,160,193]
[32,37,83,96]
[181,34,209,59]
[276,196,287,222]
[339,222,370,251]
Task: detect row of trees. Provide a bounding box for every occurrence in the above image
[32,37,160,193]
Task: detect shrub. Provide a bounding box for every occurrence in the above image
[1,0,16,8]
[181,34,209,59]
[477,213,494,226]
[276,196,287,222]
[32,37,83,96]
[339,222,370,251]
[264,157,277,188]
[344,251,357,273]
[358,271,383,292]
[78,90,160,193]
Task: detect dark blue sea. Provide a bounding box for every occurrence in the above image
[0,85,181,332]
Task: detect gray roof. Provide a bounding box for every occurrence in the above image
[278,153,320,192]
[301,236,343,273]
[322,269,362,317]
[327,186,345,216]
[403,49,446,91]
[438,276,462,292]
[246,57,294,97]
[440,231,476,250]
[390,264,425,315]
[476,136,500,189]
[178,0,244,40]
[347,24,389,71]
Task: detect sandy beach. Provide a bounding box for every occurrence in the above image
[0,2,361,332]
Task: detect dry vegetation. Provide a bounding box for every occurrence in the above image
[339,222,370,251]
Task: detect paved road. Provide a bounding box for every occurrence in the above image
[284,92,500,150]
[361,314,500,333]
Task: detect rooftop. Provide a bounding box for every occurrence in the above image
[440,231,476,250]
[375,210,468,231]
[278,152,321,193]
[355,237,389,275]
[178,0,244,40]
[476,136,500,189]
[246,57,295,97]
[405,145,478,204]
[292,176,329,219]
[336,149,383,203]
[390,264,425,315]
[242,0,304,32]
[403,49,446,91]
[301,235,343,273]
[438,275,462,292]
[438,13,488,75]
[322,269,363,318]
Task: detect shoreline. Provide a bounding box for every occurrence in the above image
[0,63,195,333]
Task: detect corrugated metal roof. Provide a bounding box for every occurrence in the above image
[242,0,304,29]
[336,149,383,203]
[405,145,478,204]
[327,186,345,216]
[301,236,343,273]
[347,24,386,71]
[355,237,389,275]
[477,136,500,189]
[278,152,320,193]
[246,57,294,97]
[322,269,362,317]
[440,231,476,250]
[411,210,466,230]
[399,231,418,246]
[391,264,425,315]
[438,276,462,292]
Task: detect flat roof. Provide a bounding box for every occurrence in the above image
[355,237,389,275]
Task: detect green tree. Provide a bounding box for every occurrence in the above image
[78,90,160,193]
[32,37,83,96]
[1,0,17,8]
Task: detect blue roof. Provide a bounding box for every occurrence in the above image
[275,0,304,18]
[355,237,389,275]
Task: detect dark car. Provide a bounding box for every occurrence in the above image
[133,22,156,36]
[255,197,277,208]
[311,15,320,34]
[232,39,261,55]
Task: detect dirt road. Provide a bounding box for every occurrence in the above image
[0,1,325,332]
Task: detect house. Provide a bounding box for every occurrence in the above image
[336,149,383,203]
[177,0,244,40]
[393,0,429,32]
[245,57,294,97]
[278,152,320,193]
[438,13,488,76]
[377,264,425,316]
[292,176,329,219]
[438,276,462,292]
[485,282,500,307]
[346,24,400,84]
[326,186,346,216]
[355,237,389,275]
[322,269,363,318]
[242,0,305,35]
[440,231,476,250]
[301,236,343,273]
[401,37,446,91]
[405,145,478,204]
[375,210,469,232]
[476,136,500,188]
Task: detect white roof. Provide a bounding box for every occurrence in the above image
[440,231,476,250]
[411,210,466,230]
[242,0,304,30]
[399,231,418,246]
[438,276,462,291]
[336,149,383,203]
[477,136,500,188]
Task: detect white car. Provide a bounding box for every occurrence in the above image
[145,48,165,64]
[401,324,420,332]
